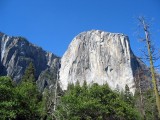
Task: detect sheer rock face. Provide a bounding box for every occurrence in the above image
[0,30,152,93]
[0,32,60,91]
[60,30,140,93]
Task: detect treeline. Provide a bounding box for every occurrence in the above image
[53,82,159,120]
[0,63,159,120]
[0,63,45,119]
[54,82,140,120]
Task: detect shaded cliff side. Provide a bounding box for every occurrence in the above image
[0,32,60,91]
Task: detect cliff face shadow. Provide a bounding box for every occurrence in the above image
[0,64,7,76]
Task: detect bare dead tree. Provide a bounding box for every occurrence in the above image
[42,62,64,120]
[138,16,160,116]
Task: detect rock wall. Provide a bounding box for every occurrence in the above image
[0,32,60,91]
[0,30,152,93]
[59,30,142,93]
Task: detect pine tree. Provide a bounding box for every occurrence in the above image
[124,84,134,107]
[16,62,43,120]
[22,62,35,83]
[0,76,18,119]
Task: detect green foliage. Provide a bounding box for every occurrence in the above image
[15,62,43,119]
[0,63,44,120]
[123,84,135,107]
[144,89,159,120]
[134,88,159,120]
[56,83,141,120]
[0,76,18,119]
[22,62,35,83]
[15,81,43,119]
[41,89,50,119]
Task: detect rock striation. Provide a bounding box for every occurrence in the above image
[0,32,60,91]
[59,30,151,93]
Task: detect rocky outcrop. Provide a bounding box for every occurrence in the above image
[59,30,151,93]
[0,32,60,91]
[0,30,153,93]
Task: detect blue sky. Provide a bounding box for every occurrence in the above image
[0,0,160,62]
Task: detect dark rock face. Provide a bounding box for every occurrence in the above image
[37,67,58,92]
[0,32,60,91]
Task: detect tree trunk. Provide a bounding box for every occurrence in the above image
[137,69,146,119]
[141,17,160,116]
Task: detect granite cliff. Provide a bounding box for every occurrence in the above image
[0,32,60,91]
[59,30,151,93]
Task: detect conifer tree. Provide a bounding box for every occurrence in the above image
[0,76,18,119]
[22,62,35,83]
[124,84,134,107]
[16,62,42,119]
